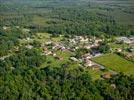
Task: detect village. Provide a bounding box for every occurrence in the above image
[23,29,134,79]
[1,26,134,79]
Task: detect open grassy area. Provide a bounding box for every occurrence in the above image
[109,42,132,49]
[92,53,134,75]
[34,33,64,43]
[32,16,47,26]
[39,50,73,68]
[85,69,104,81]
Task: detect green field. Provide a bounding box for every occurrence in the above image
[92,53,134,75]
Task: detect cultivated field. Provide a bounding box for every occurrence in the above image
[92,53,134,75]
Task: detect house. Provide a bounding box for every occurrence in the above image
[82,53,91,60]
[116,37,132,44]
[15,26,20,29]
[44,51,52,55]
[129,37,134,44]
[22,28,30,33]
[45,41,52,45]
[14,46,19,52]
[3,26,10,30]
[61,46,66,51]
[53,53,57,57]
[11,67,15,70]
[26,37,33,41]
[99,65,105,70]
[84,45,91,49]
[75,36,83,40]
[95,39,103,44]
[52,43,66,51]
[56,57,64,61]
[110,84,116,89]
[25,45,33,49]
[90,47,102,57]
[43,48,52,55]
[84,60,94,67]
[70,57,79,62]
[80,38,89,43]
[116,48,122,52]
[125,54,133,59]
[75,46,79,50]
[91,65,100,70]
[69,39,76,44]
[102,72,113,79]
[0,55,11,60]
[129,48,134,53]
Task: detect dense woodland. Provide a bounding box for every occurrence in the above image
[1,53,134,100]
[0,0,134,100]
[0,0,134,36]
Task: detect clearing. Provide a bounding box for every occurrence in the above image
[92,53,134,75]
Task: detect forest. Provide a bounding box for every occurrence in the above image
[0,0,134,36]
[0,46,134,99]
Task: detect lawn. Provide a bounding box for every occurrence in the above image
[32,15,48,26]
[34,33,64,43]
[85,69,104,81]
[92,53,134,75]
[39,50,73,69]
[109,42,131,49]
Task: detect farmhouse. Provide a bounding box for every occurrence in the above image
[102,72,113,79]
[43,48,52,55]
[0,55,11,60]
[70,57,79,62]
[3,26,10,30]
[129,48,134,53]
[80,38,89,43]
[91,47,102,57]
[22,28,30,33]
[53,53,57,57]
[84,45,92,49]
[15,26,20,29]
[116,48,122,52]
[125,54,133,59]
[116,37,133,44]
[129,37,134,44]
[84,60,93,67]
[73,36,89,43]
[82,53,92,60]
[25,45,33,49]
[45,41,52,45]
[69,39,76,44]
[91,65,100,71]
[44,51,52,55]
[52,43,66,51]
[95,39,103,44]
[56,57,64,61]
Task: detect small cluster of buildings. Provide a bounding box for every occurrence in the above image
[41,41,70,61]
[69,36,103,55]
[116,37,134,44]
[39,35,105,71]
[69,36,102,45]
[40,35,105,71]
[81,53,105,71]
[3,26,10,30]
[69,36,89,44]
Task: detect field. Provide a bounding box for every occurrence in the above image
[92,53,134,75]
